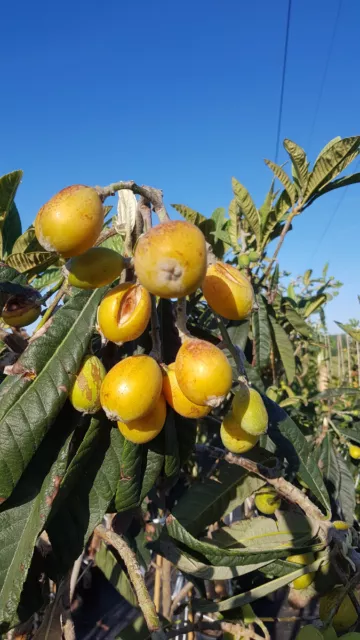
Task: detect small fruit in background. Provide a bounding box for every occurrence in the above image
[100,355,162,422]
[220,412,259,453]
[97,283,151,344]
[2,291,42,327]
[266,385,280,402]
[287,553,315,590]
[134,220,207,298]
[238,254,250,267]
[65,247,125,289]
[319,588,358,632]
[254,489,281,515]
[162,363,210,419]
[349,444,360,460]
[35,185,104,258]
[202,262,254,320]
[232,386,268,436]
[248,251,259,262]
[333,520,349,530]
[118,394,167,444]
[175,338,232,407]
[69,355,106,414]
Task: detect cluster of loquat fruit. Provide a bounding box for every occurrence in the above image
[2,183,271,449]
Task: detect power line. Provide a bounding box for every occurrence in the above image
[307,0,343,151]
[274,0,292,163]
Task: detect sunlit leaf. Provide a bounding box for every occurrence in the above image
[232,178,261,248]
[305,136,360,202]
[283,140,309,194]
[264,160,297,205]
[268,315,295,383]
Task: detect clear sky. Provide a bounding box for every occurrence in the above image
[1,0,359,332]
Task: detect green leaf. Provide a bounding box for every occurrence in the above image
[193,557,324,613]
[306,172,360,207]
[232,178,261,247]
[140,441,164,502]
[172,459,266,536]
[264,396,331,515]
[268,315,295,383]
[2,203,22,258]
[338,425,360,445]
[336,321,360,343]
[259,184,276,225]
[0,287,105,501]
[0,405,76,631]
[253,295,271,369]
[163,409,180,486]
[95,540,137,607]
[264,160,297,205]
[285,307,311,338]
[283,139,309,194]
[228,198,240,249]
[171,204,206,226]
[270,264,280,291]
[314,136,342,164]
[336,452,355,524]
[115,436,142,513]
[226,321,250,352]
[12,226,38,254]
[305,136,360,201]
[6,251,57,273]
[175,413,197,466]
[47,417,124,574]
[311,388,360,400]
[303,294,327,318]
[304,269,312,286]
[0,262,27,286]
[153,536,272,580]
[0,171,23,226]
[32,267,63,291]
[165,516,317,567]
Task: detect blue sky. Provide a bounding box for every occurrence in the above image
[1,0,360,332]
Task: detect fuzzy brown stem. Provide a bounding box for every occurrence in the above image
[165,621,264,640]
[161,558,172,618]
[170,580,194,617]
[95,180,170,223]
[95,525,161,632]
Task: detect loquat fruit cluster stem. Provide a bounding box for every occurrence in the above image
[95,180,170,224]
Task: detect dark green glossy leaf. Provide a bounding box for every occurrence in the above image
[115,436,142,513]
[285,306,311,337]
[0,171,23,226]
[268,315,295,383]
[253,295,270,368]
[140,441,164,502]
[264,397,331,515]
[163,409,180,487]
[226,320,249,352]
[0,287,105,501]
[47,417,124,575]
[0,405,77,631]
[338,425,360,445]
[336,452,355,524]
[2,203,22,258]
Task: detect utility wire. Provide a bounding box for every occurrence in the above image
[274,0,292,163]
[307,0,343,152]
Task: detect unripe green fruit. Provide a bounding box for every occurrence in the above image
[266,385,279,402]
[2,291,42,327]
[287,553,315,590]
[232,386,268,436]
[220,413,259,454]
[254,489,281,515]
[321,627,338,640]
[66,247,125,289]
[238,254,250,267]
[69,355,106,414]
[340,633,360,639]
[248,251,259,262]
[296,626,323,640]
[319,588,358,632]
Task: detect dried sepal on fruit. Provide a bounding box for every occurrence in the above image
[202,261,254,320]
[174,338,232,408]
[65,247,125,289]
[134,220,207,299]
[69,355,106,414]
[97,282,151,344]
[118,394,167,444]
[162,363,210,419]
[35,184,104,258]
[100,354,162,422]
